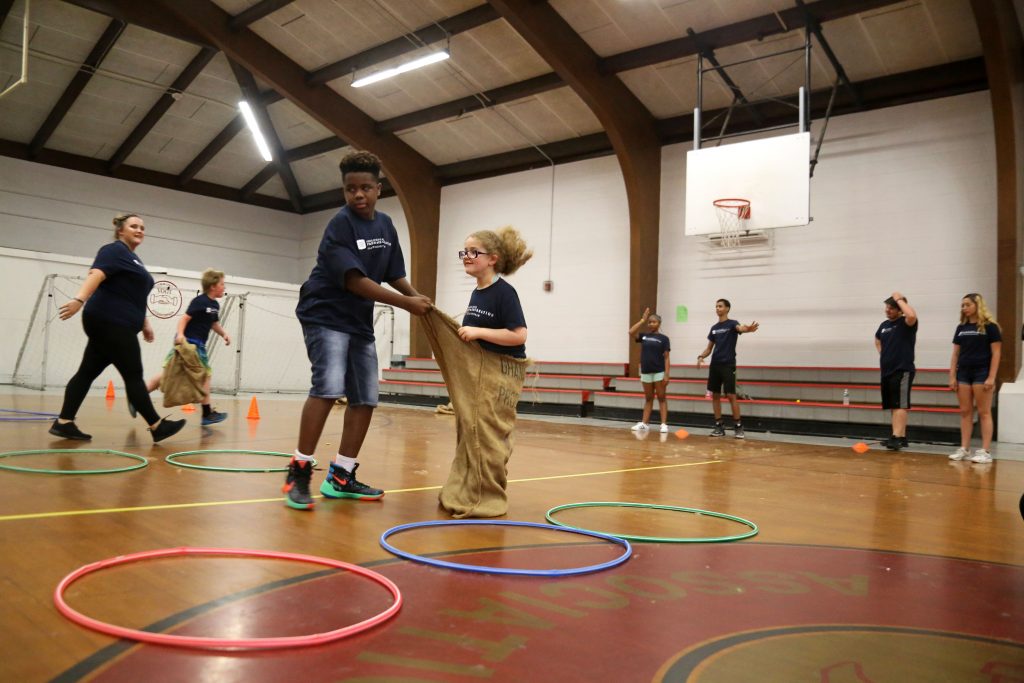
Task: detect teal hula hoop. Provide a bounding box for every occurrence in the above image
[0,449,148,475]
[545,501,758,543]
[165,450,316,473]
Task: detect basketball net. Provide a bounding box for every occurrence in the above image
[713,198,751,248]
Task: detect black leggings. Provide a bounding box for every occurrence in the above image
[60,315,160,425]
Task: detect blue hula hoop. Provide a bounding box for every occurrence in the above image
[379,519,632,577]
[0,408,60,422]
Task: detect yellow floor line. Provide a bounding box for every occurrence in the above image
[0,459,719,522]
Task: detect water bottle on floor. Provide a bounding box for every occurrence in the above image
[843,389,850,406]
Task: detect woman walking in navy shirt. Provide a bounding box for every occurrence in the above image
[51,213,185,443]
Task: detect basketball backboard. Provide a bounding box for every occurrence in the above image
[684,132,811,236]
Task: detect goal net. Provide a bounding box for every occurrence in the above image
[13,274,394,395]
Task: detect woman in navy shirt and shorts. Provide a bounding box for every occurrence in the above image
[948,293,1002,464]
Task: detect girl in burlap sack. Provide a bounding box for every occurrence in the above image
[423,227,532,518]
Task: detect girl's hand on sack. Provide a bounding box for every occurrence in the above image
[457,326,482,342]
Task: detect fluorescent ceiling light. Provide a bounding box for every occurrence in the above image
[351,49,449,88]
[238,100,273,162]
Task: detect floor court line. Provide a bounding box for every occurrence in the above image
[0,459,720,523]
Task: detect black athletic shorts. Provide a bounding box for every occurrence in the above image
[880,370,914,410]
[707,364,737,395]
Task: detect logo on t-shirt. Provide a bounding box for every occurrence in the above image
[356,237,391,251]
[466,304,495,319]
[148,280,182,319]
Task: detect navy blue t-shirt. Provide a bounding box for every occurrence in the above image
[462,278,527,358]
[295,206,406,339]
[84,240,155,331]
[636,333,670,373]
[953,322,1002,367]
[183,293,220,345]
[708,319,741,365]
[876,317,918,376]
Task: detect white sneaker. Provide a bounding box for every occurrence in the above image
[630,422,649,431]
[948,447,971,461]
[969,449,992,464]
[660,423,669,433]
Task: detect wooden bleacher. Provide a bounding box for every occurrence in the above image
[380,360,962,442]
[381,359,625,417]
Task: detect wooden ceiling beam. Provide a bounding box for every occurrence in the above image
[229,58,303,211]
[0,138,293,211]
[108,47,218,172]
[1,0,16,25]
[242,136,347,198]
[601,0,906,74]
[377,73,563,133]
[228,0,294,31]
[177,90,282,185]
[28,19,125,157]
[62,0,207,46]
[308,4,498,86]
[488,0,662,377]
[970,0,1024,383]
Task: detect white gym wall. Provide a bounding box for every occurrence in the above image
[0,90,999,380]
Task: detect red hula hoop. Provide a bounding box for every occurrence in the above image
[54,547,402,650]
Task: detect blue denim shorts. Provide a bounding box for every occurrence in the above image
[956,364,989,385]
[303,325,378,405]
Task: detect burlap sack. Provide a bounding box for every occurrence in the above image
[159,342,206,408]
[421,309,528,518]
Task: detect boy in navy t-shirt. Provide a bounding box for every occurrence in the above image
[627,307,671,433]
[283,151,432,511]
[875,292,918,451]
[697,299,759,438]
[142,269,231,425]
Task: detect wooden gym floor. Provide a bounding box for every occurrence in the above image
[0,386,1021,682]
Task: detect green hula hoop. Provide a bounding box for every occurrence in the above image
[545,501,758,543]
[0,449,148,475]
[165,450,316,473]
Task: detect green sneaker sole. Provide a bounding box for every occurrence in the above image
[285,496,314,510]
[319,480,384,500]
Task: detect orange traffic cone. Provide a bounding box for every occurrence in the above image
[181,404,196,413]
[105,380,115,399]
[247,396,260,420]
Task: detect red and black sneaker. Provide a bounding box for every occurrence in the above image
[283,458,314,510]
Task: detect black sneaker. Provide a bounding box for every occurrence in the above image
[733,424,745,439]
[883,435,902,451]
[150,417,186,443]
[320,462,384,500]
[49,419,92,441]
[898,436,909,449]
[283,458,314,510]
[710,423,726,438]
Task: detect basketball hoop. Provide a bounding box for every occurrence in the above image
[713,198,751,248]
